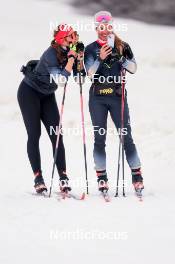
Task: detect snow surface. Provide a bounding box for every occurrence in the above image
[0,0,175,263]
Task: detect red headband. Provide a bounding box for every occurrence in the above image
[54,24,73,45]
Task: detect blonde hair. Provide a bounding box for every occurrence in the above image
[114,33,124,55]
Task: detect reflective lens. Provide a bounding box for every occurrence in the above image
[96,15,112,23]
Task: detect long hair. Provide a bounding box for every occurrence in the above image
[114,33,124,55]
[51,25,67,64]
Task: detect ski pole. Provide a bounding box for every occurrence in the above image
[115,69,126,197]
[49,82,67,197]
[77,61,89,194]
[115,138,121,197]
[121,69,126,196]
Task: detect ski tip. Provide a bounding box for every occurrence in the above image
[32,190,49,198]
[80,192,86,200]
[135,189,143,202]
[102,192,111,202]
[138,197,143,202]
[42,190,49,197]
[61,192,66,199]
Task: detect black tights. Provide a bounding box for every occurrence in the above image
[17,81,66,175]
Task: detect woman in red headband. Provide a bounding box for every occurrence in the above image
[17,24,85,194]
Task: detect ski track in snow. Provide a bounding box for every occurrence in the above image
[0,0,175,263]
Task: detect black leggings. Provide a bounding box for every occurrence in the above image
[89,90,141,171]
[17,80,66,174]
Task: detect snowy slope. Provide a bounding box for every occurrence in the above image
[0,0,175,263]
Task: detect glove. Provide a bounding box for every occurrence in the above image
[69,42,85,53]
[119,56,126,64]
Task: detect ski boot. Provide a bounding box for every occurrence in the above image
[59,172,71,193]
[132,168,144,197]
[97,171,109,193]
[34,171,47,194]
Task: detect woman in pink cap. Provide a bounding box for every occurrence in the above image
[84,11,144,195]
[17,24,85,194]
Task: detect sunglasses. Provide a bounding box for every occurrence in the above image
[65,31,77,39]
[96,15,112,23]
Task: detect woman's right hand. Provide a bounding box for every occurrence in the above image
[65,50,78,73]
[100,44,112,60]
[67,49,77,60]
